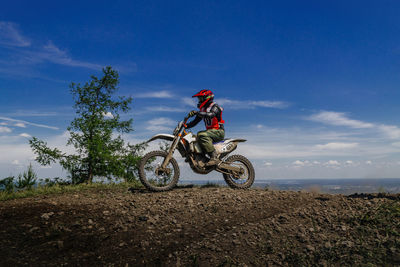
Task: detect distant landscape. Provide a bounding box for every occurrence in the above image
[180,178,400,194]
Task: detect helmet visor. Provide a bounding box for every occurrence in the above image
[197,96,206,103]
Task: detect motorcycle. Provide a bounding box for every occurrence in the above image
[138,116,255,191]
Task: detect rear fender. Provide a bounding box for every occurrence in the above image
[146,134,175,143]
[230,138,246,143]
[216,139,247,157]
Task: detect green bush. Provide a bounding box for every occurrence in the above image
[40,177,71,187]
[15,164,37,190]
[0,176,15,193]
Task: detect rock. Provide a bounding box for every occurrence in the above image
[139,216,148,222]
[306,245,315,252]
[29,226,40,233]
[232,239,241,245]
[342,241,354,248]
[324,242,332,249]
[103,211,110,215]
[296,233,307,243]
[278,215,288,223]
[41,212,54,220]
[57,241,64,249]
[88,219,94,224]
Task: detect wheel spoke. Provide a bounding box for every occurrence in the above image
[144,156,174,187]
[139,151,180,191]
[222,155,255,189]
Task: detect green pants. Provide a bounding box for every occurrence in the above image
[197,129,225,153]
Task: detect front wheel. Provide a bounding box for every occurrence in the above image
[138,150,180,192]
[223,154,255,189]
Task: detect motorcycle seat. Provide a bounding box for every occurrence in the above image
[213,139,231,145]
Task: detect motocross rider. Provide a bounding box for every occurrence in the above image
[186,89,225,166]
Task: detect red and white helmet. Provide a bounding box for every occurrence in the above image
[192,89,214,109]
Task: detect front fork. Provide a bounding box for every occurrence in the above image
[161,136,180,169]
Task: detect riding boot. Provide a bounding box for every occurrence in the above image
[206,150,220,166]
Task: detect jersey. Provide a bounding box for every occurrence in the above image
[186,102,225,130]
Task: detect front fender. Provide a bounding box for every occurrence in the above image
[147,134,175,143]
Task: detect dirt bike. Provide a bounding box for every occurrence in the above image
[138,116,255,191]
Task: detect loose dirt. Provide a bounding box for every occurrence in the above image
[0,186,399,266]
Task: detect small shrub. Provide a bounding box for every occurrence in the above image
[0,176,15,193]
[40,177,71,187]
[15,164,37,190]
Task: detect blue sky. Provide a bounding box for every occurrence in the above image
[1,1,400,179]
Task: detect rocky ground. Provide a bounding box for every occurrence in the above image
[0,186,399,266]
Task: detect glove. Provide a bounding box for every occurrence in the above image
[188,110,198,117]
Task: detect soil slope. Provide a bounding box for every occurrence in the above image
[1,186,399,266]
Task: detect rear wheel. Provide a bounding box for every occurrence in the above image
[222,154,255,189]
[139,150,180,192]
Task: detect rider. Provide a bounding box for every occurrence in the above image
[186,89,225,166]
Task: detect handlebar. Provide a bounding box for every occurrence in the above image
[183,116,189,127]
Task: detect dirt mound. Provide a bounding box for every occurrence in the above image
[1,187,399,266]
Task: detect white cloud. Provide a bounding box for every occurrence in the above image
[0,122,7,126]
[324,160,340,166]
[182,97,197,107]
[40,165,52,169]
[315,142,359,150]
[146,117,175,132]
[264,162,273,166]
[11,159,20,165]
[292,160,311,167]
[182,97,289,109]
[365,160,372,165]
[379,125,400,139]
[14,122,26,128]
[292,160,305,166]
[38,41,102,70]
[102,112,114,118]
[217,98,289,109]
[0,116,59,130]
[136,90,173,98]
[0,21,31,47]
[19,133,31,138]
[248,100,290,109]
[0,126,12,133]
[308,111,400,141]
[0,22,103,72]
[145,106,186,113]
[392,142,400,147]
[7,110,58,117]
[308,111,374,129]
